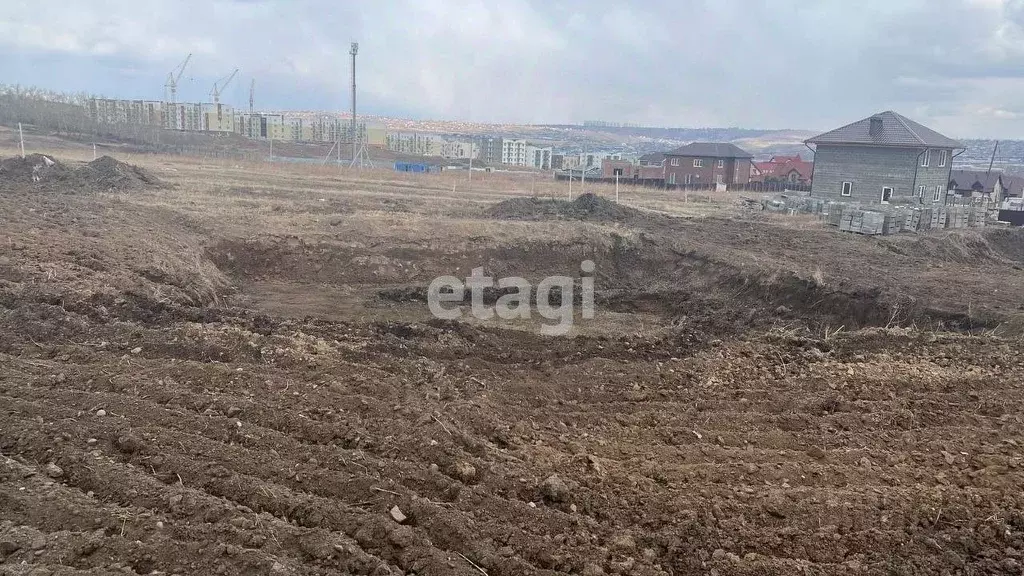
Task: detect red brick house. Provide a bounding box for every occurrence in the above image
[663,143,753,188]
[750,155,814,185]
[601,158,634,179]
[635,152,666,185]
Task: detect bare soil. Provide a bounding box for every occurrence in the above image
[0,154,162,193]
[1,151,1024,576]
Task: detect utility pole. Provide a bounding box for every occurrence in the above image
[615,172,619,203]
[350,42,358,166]
[348,42,372,169]
[18,123,25,159]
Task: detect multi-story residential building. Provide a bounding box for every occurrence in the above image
[165,102,206,131]
[806,111,963,204]
[663,143,753,188]
[502,139,528,165]
[476,137,503,164]
[89,98,164,127]
[440,139,479,160]
[203,103,235,133]
[386,132,445,156]
[525,145,552,169]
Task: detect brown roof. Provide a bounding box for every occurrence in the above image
[806,111,963,149]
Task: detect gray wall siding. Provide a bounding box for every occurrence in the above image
[914,149,954,203]
[810,145,920,204]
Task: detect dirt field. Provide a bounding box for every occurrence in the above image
[2,144,1024,576]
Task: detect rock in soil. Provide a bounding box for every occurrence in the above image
[541,474,571,503]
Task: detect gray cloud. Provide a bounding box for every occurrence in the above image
[1,0,1023,137]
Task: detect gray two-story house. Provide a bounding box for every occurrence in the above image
[805,111,964,205]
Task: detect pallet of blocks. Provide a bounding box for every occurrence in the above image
[904,210,917,231]
[948,207,967,228]
[883,210,904,235]
[859,210,886,235]
[825,205,844,226]
[839,209,864,232]
[968,207,987,227]
[929,207,948,229]
[918,207,933,231]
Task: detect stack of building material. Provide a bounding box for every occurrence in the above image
[825,205,844,227]
[947,207,967,229]
[918,208,933,232]
[969,208,988,227]
[883,210,905,235]
[859,210,887,235]
[929,207,948,229]
[839,209,862,232]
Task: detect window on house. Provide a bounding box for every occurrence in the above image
[841,182,853,197]
[667,173,676,185]
[917,185,925,197]
[938,150,947,167]
[921,149,931,167]
[933,185,942,201]
[717,159,724,168]
[693,159,704,168]
[670,158,680,166]
[881,187,893,203]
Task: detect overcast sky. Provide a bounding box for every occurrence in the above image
[2,0,1023,138]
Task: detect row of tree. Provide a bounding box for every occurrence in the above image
[0,84,174,149]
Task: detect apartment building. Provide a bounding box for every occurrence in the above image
[476,137,503,164]
[165,102,205,131]
[502,139,528,165]
[203,103,235,133]
[525,145,552,169]
[440,139,479,160]
[386,132,445,156]
[89,98,164,127]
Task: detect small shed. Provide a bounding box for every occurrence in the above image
[394,162,435,173]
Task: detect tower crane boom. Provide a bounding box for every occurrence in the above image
[210,68,239,105]
[164,53,192,104]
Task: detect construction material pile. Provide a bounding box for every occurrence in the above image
[0,154,162,193]
[0,154,71,184]
[74,155,162,192]
[826,203,990,236]
[486,192,643,223]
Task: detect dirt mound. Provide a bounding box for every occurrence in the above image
[0,154,161,193]
[905,231,1002,263]
[0,154,72,184]
[73,155,162,192]
[486,193,644,222]
[985,227,1024,263]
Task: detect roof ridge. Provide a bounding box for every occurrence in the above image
[890,111,925,145]
[806,115,871,142]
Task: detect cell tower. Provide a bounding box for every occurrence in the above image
[350,42,371,168]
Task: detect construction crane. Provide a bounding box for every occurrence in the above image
[249,79,254,113]
[164,53,192,104]
[210,68,239,105]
